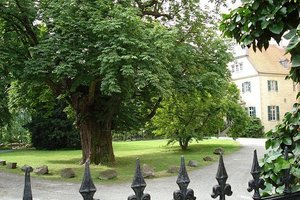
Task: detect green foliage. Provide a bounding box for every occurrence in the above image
[152,43,247,150]
[221,0,300,194]
[26,100,80,150]
[0,109,31,144]
[235,117,264,138]
[261,103,300,194]
[0,0,235,163]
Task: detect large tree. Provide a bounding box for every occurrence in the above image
[0,0,227,164]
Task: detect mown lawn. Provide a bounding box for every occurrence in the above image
[0,138,240,183]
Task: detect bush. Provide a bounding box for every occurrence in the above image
[239,117,264,138]
[26,101,81,150]
[261,103,300,195]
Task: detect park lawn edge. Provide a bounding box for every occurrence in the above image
[0,138,240,184]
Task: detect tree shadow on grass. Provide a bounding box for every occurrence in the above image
[47,158,82,165]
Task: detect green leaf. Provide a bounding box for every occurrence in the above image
[284,29,297,40]
[283,136,292,145]
[265,139,272,149]
[275,185,285,194]
[293,134,300,142]
[270,173,279,183]
[235,15,241,22]
[292,185,300,192]
[269,21,284,34]
[279,7,287,15]
[291,55,300,67]
[272,139,281,150]
[265,151,282,163]
[293,143,300,155]
[274,157,290,173]
[261,19,270,29]
[286,34,300,52]
[291,167,300,178]
[263,162,274,172]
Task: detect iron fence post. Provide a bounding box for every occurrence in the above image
[282,146,292,194]
[79,159,98,200]
[247,150,265,200]
[173,156,196,200]
[23,166,33,200]
[128,159,150,200]
[211,154,232,200]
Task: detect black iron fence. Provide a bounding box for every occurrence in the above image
[21,148,300,200]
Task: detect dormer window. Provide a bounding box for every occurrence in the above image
[279,58,289,69]
[231,61,243,73]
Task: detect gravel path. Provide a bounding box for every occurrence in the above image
[0,138,266,200]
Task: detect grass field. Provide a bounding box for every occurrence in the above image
[0,138,240,183]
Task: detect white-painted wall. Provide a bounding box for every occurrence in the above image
[228,54,262,118]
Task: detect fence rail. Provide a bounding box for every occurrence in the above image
[21,148,300,200]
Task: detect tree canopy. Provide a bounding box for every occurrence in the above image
[0,0,237,164]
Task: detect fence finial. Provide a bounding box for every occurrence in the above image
[173,156,196,200]
[128,159,150,200]
[23,166,33,200]
[247,150,265,200]
[282,146,292,194]
[79,159,97,200]
[211,154,232,200]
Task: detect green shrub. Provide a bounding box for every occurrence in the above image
[26,101,80,150]
[261,103,300,195]
[239,117,265,138]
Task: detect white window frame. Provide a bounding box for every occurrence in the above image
[242,81,251,93]
[248,106,256,117]
[268,80,278,91]
[268,106,280,121]
[231,61,243,73]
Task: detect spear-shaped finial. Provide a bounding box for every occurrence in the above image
[211,154,232,200]
[128,159,150,200]
[247,150,265,200]
[173,156,196,200]
[79,159,97,200]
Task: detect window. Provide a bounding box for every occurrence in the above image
[268,106,280,121]
[239,63,243,71]
[268,80,278,91]
[231,65,235,72]
[231,61,243,73]
[248,107,256,117]
[279,58,289,69]
[242,81,251,93]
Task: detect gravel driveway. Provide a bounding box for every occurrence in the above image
[0,138,266,200]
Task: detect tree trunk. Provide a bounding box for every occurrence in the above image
[71,89,120,165]
[78,115,115,165]
[179,137,191,151]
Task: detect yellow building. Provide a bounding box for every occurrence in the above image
[228,45,299,132]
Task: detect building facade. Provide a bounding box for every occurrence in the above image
[228,45,299,131]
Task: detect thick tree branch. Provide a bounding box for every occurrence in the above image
[14,0,38,46]
[146,96,163,120]
[134,0,172,19]
[141,10,172,19]
[88,78,101,105]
